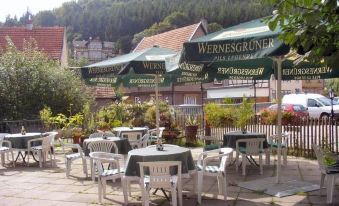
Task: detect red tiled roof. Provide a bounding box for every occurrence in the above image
[95,87,115,99]
[134,23,203,52]
[0,26,65,60]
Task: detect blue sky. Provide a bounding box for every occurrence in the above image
[0,0,71,22]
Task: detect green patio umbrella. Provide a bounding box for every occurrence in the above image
[81,47,178,138]
[172,17,337,186]
[81,46,208,139]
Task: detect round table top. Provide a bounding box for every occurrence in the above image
[4,133,42,149]
[128,144,189,157]
[223,131,267,149]
[125,144,195,177]
[83,136,121,143]
[113,127,148,132]
[5,133,41,138]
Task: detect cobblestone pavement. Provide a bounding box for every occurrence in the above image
[0,147,338,206]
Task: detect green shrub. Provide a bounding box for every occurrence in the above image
[260,109,303,125]
[0,37,92,120]
[145,101,175,129]
[204,103,234,127]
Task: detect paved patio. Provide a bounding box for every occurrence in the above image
[0,148,338,206]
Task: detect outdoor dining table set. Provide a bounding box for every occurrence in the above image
[84,140,233,205]
[0,132,57,167]
[0,128,290,206]
[61,126,235,205]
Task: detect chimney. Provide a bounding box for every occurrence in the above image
[200,18,208,34]
[26,14,33,30]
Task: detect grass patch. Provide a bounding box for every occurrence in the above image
[253,189,266,195]
[296,191,307,196]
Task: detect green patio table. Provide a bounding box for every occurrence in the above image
[223,131,268,149]
[124,144,195,177]
[4,132,42,163]
[4,133,42,149]
[112,127,148,137]
[83,136,132,156]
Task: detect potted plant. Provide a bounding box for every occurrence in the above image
[185,115,199,144]
[97,121,111,132]
[234,97,254,134]
[62,113,84,144]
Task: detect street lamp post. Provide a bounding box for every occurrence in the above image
[329,88,334,150]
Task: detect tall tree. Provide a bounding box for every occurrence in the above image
[263,0,338,68]
[2,0,273,53]
[0,38,92,120]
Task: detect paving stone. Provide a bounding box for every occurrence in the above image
[0,197,30,206]
[0,152,335,206]
[23,199,60,206]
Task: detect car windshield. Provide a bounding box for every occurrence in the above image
[316,97,332,106]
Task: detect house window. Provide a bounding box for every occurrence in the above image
[184,95,197,104]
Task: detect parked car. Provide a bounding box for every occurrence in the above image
[267,104,309,118]
[333,97,339,104]
[282,93,339,119]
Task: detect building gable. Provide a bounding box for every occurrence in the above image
[134,22,207,52]
[0,26,66,62]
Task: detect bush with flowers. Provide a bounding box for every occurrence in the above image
[260,109,303,125]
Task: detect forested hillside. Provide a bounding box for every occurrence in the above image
[2,0,273,52]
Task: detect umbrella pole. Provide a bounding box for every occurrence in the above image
[155,74,160,138]
[275,57,284,184]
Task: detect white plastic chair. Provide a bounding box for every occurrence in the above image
[88,140,119,182]
[139,161,182,206]
[267,132,290,166]
[43,131,58,156]
[196,148,232,204]
[235,138,265,176]
[90,152,124,204]
[59,138,88,178]
[27,134,56,167]
[197,128,220,151]
[130,134,150,149]
[312,144,339,204]
[0,134,15,167]
[148,127,165,143]
[121,131,143,141]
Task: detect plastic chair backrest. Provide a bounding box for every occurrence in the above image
[236,138,265,155]
[88,140,118,154]
[139,161,181,189]
[121,131,143,141]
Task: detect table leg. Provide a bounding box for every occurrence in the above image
[246,155,259,167]
[153,188,170,201]
[15,151,40,163]
[30,151,40,162]
[14,151,27,163]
